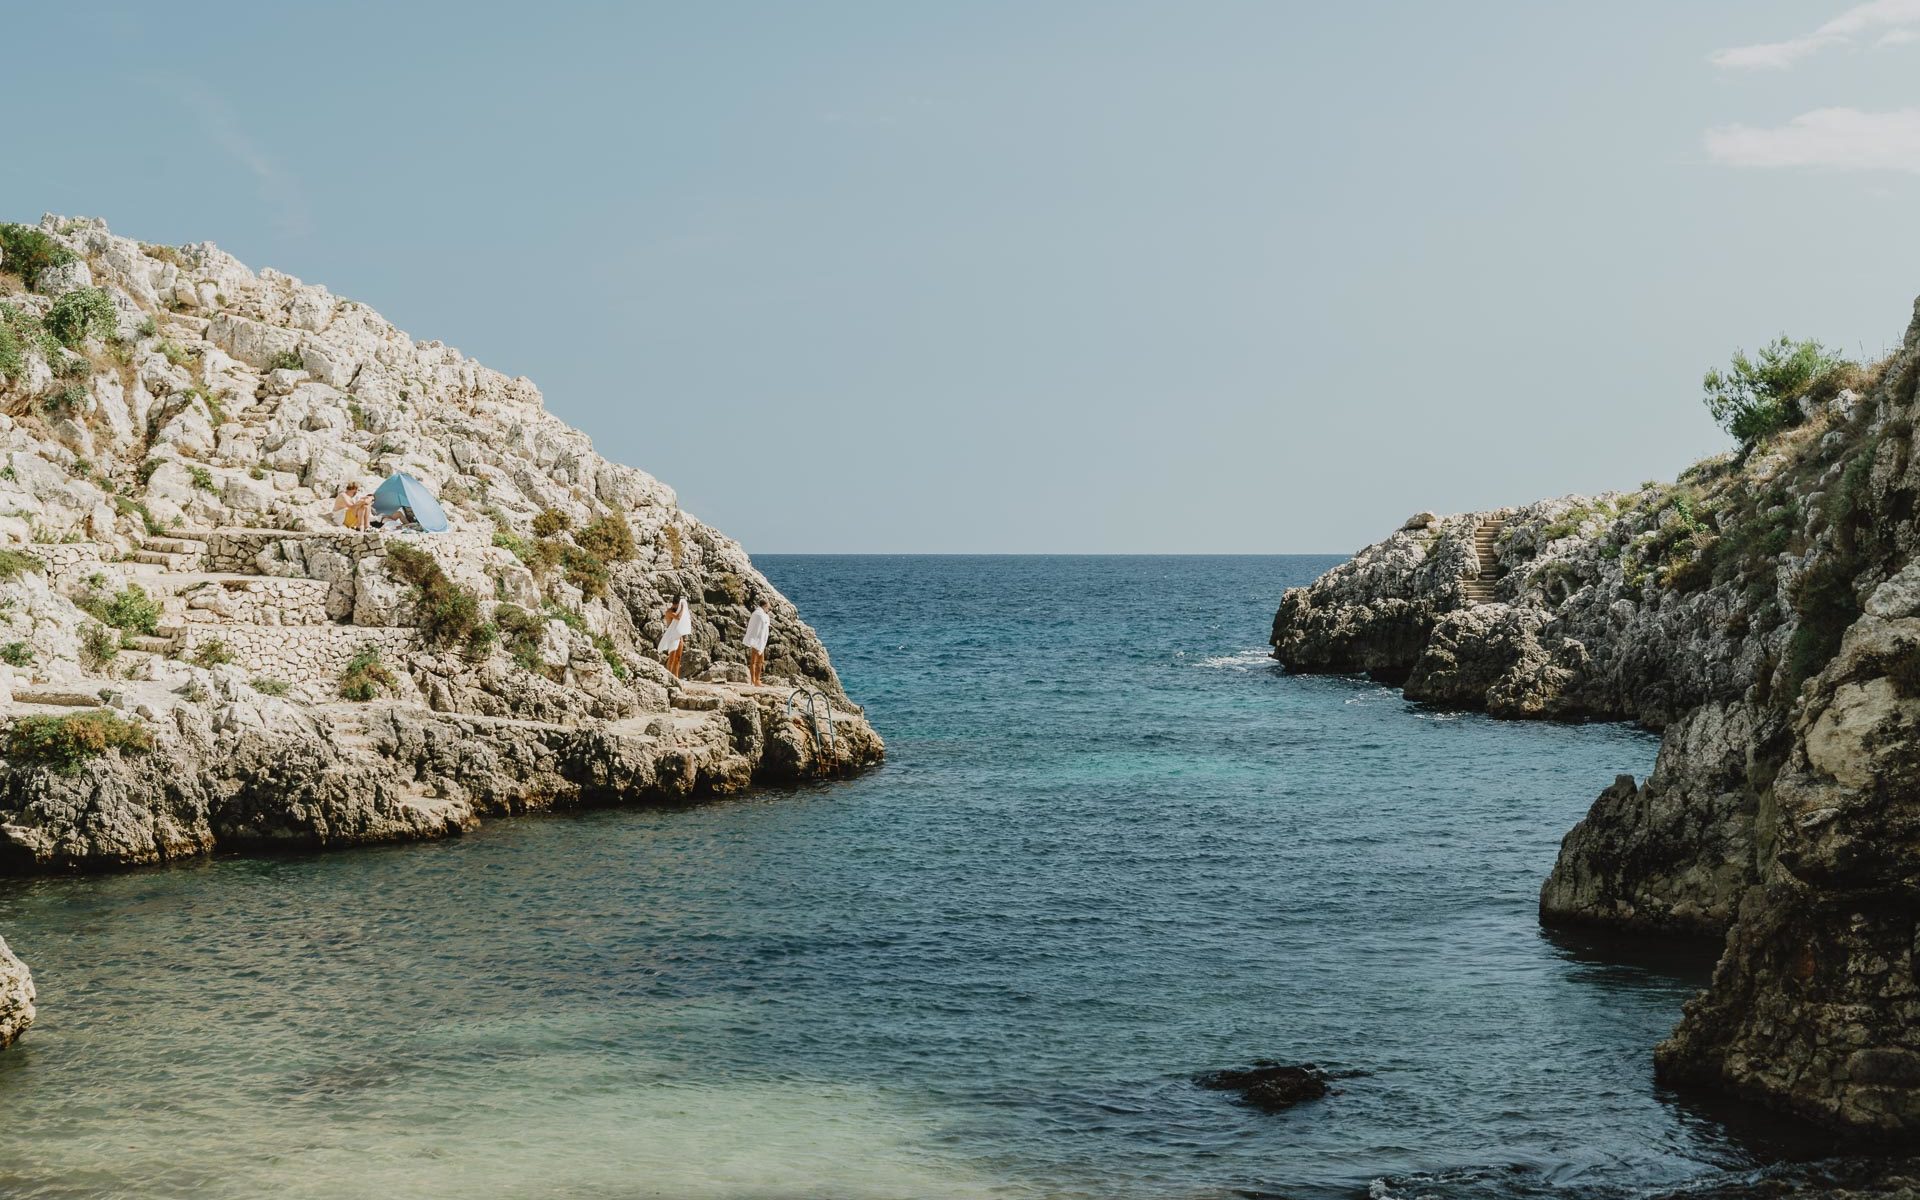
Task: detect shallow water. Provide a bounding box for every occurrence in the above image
[0,556,1816,1198]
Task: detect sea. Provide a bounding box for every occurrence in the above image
[0,555,1846,1199]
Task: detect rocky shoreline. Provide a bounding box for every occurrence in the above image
[1273,296,1920,1138]
[0,216,884,1048]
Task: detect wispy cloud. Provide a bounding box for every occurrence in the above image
[1704,107,1920,172]
[173,78,312,237]
[1711,0,1920,69]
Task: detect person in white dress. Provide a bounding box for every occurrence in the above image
[656,596,692,678]
[742,597,772,686]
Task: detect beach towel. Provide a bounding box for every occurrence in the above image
[743,606,771,652]
[656,599,691,652]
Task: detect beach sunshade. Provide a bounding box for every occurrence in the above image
[370,472,449,533]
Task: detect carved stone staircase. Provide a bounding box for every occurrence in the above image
[1463,519,1503,605]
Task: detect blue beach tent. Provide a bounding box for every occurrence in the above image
[370,472,449,533]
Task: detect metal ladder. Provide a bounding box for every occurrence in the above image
[784,687,836,757]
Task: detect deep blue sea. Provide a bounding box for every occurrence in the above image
[0,556,1819,1198]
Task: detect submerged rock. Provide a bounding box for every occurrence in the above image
[1194,1062,1329,1112]
[0,935,34,1049]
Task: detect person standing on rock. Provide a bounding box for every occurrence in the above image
[743,596,772,686]
[657,596,692,678]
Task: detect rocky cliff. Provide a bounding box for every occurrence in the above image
[1272,296,1920,1136]
[0,216,883,1043]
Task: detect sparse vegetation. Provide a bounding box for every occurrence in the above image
[561,546,609,599]
[532,508,570,538]
[44,287,118,348]
[339,644,398,701]
[0,224,77,289]
[6,710,153,774]
[79,622,120,670]
[135,315,158,339]
[190,639,233,668]
[265,348,304,372]
[251,677,291,697]
[578,511,636,562]
[189,465,217,492]
[78,583,160,636]
[661,523,684,567]
[158,339,195,368]
[1785,555,1863,697]
[383,542,491,654]
[494,603,550,673]
[40,383,86,417]
[0,548,44,581]
[0,641,31,667]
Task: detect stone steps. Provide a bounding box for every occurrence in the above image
[1466,518,1505,606]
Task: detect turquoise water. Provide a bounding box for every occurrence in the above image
[0,556,1795,1198]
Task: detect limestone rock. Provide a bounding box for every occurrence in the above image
[0,935,32,1049]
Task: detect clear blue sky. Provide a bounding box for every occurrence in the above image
[7,2,1920,552]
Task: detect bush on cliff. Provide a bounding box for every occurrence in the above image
[531,508,570,538]
[1703,337,1851,448]
[383,543,490,655]
[0,224,77,290]
[78,583,160,636]
[43,287,117,349]
[7,711,153,774]
[578,511,636,562]
[339,645,398,701]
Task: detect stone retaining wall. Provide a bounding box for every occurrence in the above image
[32,544,114,592]
[177,623,416,682]
[178,577,332,626]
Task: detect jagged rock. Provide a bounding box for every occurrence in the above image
[0,215,882,877]
[1274,292,1920,1138]
[0,935,33,1049]
[1194,1062,1330,1112]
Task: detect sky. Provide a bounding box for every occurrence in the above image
[7,1,1920,552]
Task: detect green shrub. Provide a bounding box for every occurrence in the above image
[531,508,570,538]
[494,603,548,672]
[339,644,398,701]
[1784,556,1864,697]
[79,583,160,635]
[190,639,233,668]
[79,623,119,670]
[265,348,304,372]
[0,548,44,581]
[189,466,216,492]
[40,384,86,417]
[1704,337,1850,447]
[135,315,157,339]
[0,224,77,289]
[6,710,153,774]
[67,458,92,479]
[251,677,291,697]
[561,546,609,599]
[384,542,490,654]
[136,457,164,485]
[44,287,117,348]
[492,529,533,563]
[593,633,628,680]
[530,537,566,577]
[578,511,636,562]
[0,641,30,667]
[158,340,196,367]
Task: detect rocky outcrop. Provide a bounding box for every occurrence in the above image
[0,935,32,1048]
[0,213,883,1043]
[1271,294,1920,1137]
[1194,1062,1331,1113]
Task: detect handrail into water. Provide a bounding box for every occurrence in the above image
[784,687,836,757]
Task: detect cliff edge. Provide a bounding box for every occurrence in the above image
[1272,295,1920,1136]
[0,216,884,1041]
